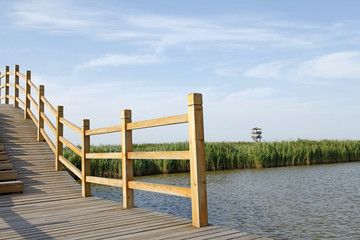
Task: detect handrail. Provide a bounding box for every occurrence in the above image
[59,136,82,156]
[16,72,25,80]
[28,80,39,95]
[60,117,81,134]
[0,65,208,228]
[128,151,190,160]
[41,112,56,134]
[41,95,56,116]
[59,155,82,180]
[127,114,188,130]
[85,124,122,136]
[27,93,38,109]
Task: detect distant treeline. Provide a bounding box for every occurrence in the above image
[63,140,360,178]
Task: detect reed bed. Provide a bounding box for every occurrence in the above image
[63,140,360,178]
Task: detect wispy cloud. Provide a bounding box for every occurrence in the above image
[244,51,360,83]
[79,54,162,68]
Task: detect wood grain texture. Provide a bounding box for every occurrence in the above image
[127,113,188,130]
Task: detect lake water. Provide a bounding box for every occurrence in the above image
[91,162,360,239]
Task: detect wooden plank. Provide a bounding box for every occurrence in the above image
[0,170,18,181]
[28,79,39,95]
[58,155,82,180]
[0,160,13,170]
[86,152,121,159]
[127,114,188,130]
[40,128,55,153]
[86,176,123,187]
[122,109,133,208]
[128,181,191,198]
[16,84,25,93]
[56,106,64,171]
[16,71,26,80]
[60,117,81,134]
[41,112,56,134]
[41,95,56,116]
[16,97,25,108]
[0,73,5,79]
[27,108,38,126]
[59,136,81,156]
[37,85,45,142]
[0,181,24,194]
[27,93,38,109]
[188,93,208,227]
[81,119,91,197]
[0,151,8,160]
[85,124,122,136]
[7,83,16,87]
[128,151,190,160]
[6,94,15,100]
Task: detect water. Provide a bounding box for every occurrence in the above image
[91,162,360,239]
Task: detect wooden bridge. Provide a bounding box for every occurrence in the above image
[0,66,270,239]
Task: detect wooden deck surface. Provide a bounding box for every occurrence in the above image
[0,104,270,239]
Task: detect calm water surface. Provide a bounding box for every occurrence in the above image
[91,162,360,239]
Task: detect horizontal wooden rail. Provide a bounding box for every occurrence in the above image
[127,114,188,130]
[16,72,25,80]
[0,96,5,100]
[85,124,122,136]
[128,151,190,160]
[41,96,57,116]
[7,95,15,100]
[59,155,82,180]
[16,84,25,94]
[27,109,38,126]
[86,152,122,159]
[16,97,25,108]
[0,84,5,89]
[41,112,56,134]
[7,83,16,87]
[0,73,5,79]
[128,181,191,198]
[27,93,38,109]
[40,128,55,153]
[60,117,81,134]
[28,80,39,95]
[86,176,123,187]
[59,136,82,156]
[7,71,14,75]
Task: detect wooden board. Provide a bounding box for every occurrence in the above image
[0,151,8,160]
[0,170,18,181]
[0,180,24,194]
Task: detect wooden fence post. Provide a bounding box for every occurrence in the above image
[24,71,31,119]
[81,119,91,197]
[188,93,208,227]
[5,66,9,104]
[14,65,19,108]
[37,85,45,142]
[121,109,134,208]
[56,106,64,171]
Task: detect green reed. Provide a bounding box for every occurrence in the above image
[63,140,360,178]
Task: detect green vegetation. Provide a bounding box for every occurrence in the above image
[63,140,360,178]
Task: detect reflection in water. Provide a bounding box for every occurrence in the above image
[91,162,360,239]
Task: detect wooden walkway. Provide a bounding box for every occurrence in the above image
[0,104,270,239]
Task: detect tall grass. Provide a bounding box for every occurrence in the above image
[63,140,360,178]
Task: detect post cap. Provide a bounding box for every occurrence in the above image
[188,93,202,106]
[121,109,132,119]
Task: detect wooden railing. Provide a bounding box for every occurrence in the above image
[0,65,208,227]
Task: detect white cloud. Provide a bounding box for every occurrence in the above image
[244,51,360,82]
[299,51,360,79]
[79,54,161,68]
[222,88,279,103]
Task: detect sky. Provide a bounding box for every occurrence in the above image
[1,0,360,144]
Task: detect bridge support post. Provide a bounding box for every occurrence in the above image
[81,119,91,197]
[121,109,134,208]
[188,93,208,227]
[5,66,9,104]
[14,65,19,108]
[24,71,31,119]
[37,85,45,142]
[56,106,64,171]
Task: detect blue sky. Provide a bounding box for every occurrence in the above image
[1,0,360,144]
